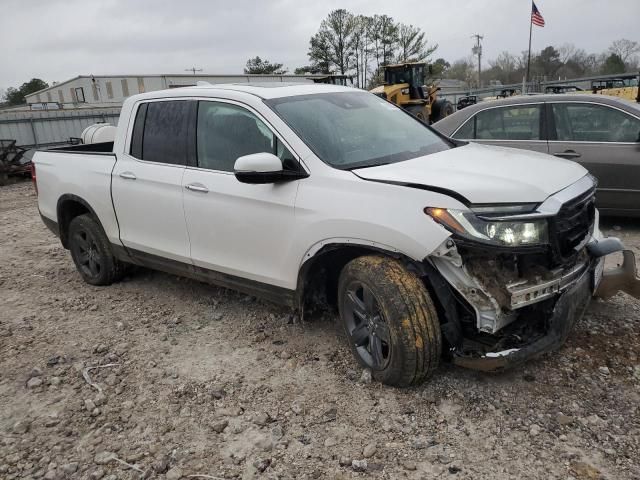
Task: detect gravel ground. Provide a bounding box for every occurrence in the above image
[1,180,639,480]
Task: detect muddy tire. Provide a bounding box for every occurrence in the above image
[68,214,126,286]
[338,255,442,387]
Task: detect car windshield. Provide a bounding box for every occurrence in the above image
[266,91,451,170]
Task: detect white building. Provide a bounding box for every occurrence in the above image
[24,73,323,107]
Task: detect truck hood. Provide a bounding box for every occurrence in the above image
[352,142,588,205]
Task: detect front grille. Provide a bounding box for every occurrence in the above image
[550,188,596,263]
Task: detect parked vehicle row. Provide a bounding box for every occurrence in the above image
[33,84,640,386]
[434,94,640,216]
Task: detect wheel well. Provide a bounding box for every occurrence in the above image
[56,196,93,248]
[297,244,425,313]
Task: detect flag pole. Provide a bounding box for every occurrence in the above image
[525,1,533,93]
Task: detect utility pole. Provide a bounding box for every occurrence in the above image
[471,34,483,88]
[185,67,203,75]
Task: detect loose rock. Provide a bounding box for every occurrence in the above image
[359,368,372,384]
[352,459,368,472]
[363,442,377,458]
[166,467,183,480]
[212,420,228,433]
[27,377,43,389]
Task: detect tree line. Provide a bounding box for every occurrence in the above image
[426,38,639,88]
[245,9,437,89]
[244,8,639,90]
[2,79,49,106]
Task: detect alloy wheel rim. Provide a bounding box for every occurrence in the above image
[73,230,101,278]
[343,282,391,370]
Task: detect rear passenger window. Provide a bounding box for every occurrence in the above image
[197,101,296,172]
[551,103,640,142]
[130,100,195,165]
[455,105,542,141]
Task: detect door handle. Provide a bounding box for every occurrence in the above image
[119,171,137,180]
[553,150,582,159]
[185,183,209,193]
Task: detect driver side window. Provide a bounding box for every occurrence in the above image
[196,101,296,172]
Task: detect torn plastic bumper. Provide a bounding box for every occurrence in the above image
[451,237,639,372]
[452,262,593,372]
[591,240,640,300]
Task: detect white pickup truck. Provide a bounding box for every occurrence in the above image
[33,83,639,386]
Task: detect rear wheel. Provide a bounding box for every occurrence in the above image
[338,255,442,387]
[68,214,126,286]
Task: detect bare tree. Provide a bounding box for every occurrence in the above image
[370,15,398,70]
[351,16,373,88]
[446,57,476,85]
[558,43,577,64]
[396,23,437,63]
[608,39,640,66]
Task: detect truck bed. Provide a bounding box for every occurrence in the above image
[34,146,120,246]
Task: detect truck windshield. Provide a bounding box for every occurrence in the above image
[266,92,451,170]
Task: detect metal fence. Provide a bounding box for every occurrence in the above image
[440,72,640,108]
[0,107,121,148]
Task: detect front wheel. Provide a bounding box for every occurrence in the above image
[338,256,442,387]
[430,99,455,123]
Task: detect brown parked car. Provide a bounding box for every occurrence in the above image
[433,94,640,216]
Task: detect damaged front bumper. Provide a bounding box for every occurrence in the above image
[429,237,639,372]
[453,257,593,371]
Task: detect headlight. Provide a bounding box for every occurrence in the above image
[425,207,548,246]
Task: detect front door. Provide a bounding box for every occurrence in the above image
[548,101,640,213]
[112,99,196,263]
[182,100,302,289]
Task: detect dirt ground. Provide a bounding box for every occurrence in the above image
[1,180,639,480]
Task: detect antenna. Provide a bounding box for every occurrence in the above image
[185,67,203,75]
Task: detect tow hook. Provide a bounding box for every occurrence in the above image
[588,238,640,300]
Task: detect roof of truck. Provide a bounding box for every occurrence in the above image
[184,82,354,99]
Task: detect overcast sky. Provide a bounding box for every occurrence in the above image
[1,0,638,91]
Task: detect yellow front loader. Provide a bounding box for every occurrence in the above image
[370,62,454,124]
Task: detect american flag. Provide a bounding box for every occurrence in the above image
[531,2,545,27]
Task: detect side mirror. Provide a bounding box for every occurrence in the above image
[234,152,308,184]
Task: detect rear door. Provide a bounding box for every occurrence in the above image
[547,101,640,213]
[112,99,197,262]
[451,103,548,154]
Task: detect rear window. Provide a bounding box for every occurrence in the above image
[129,100,196,165]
